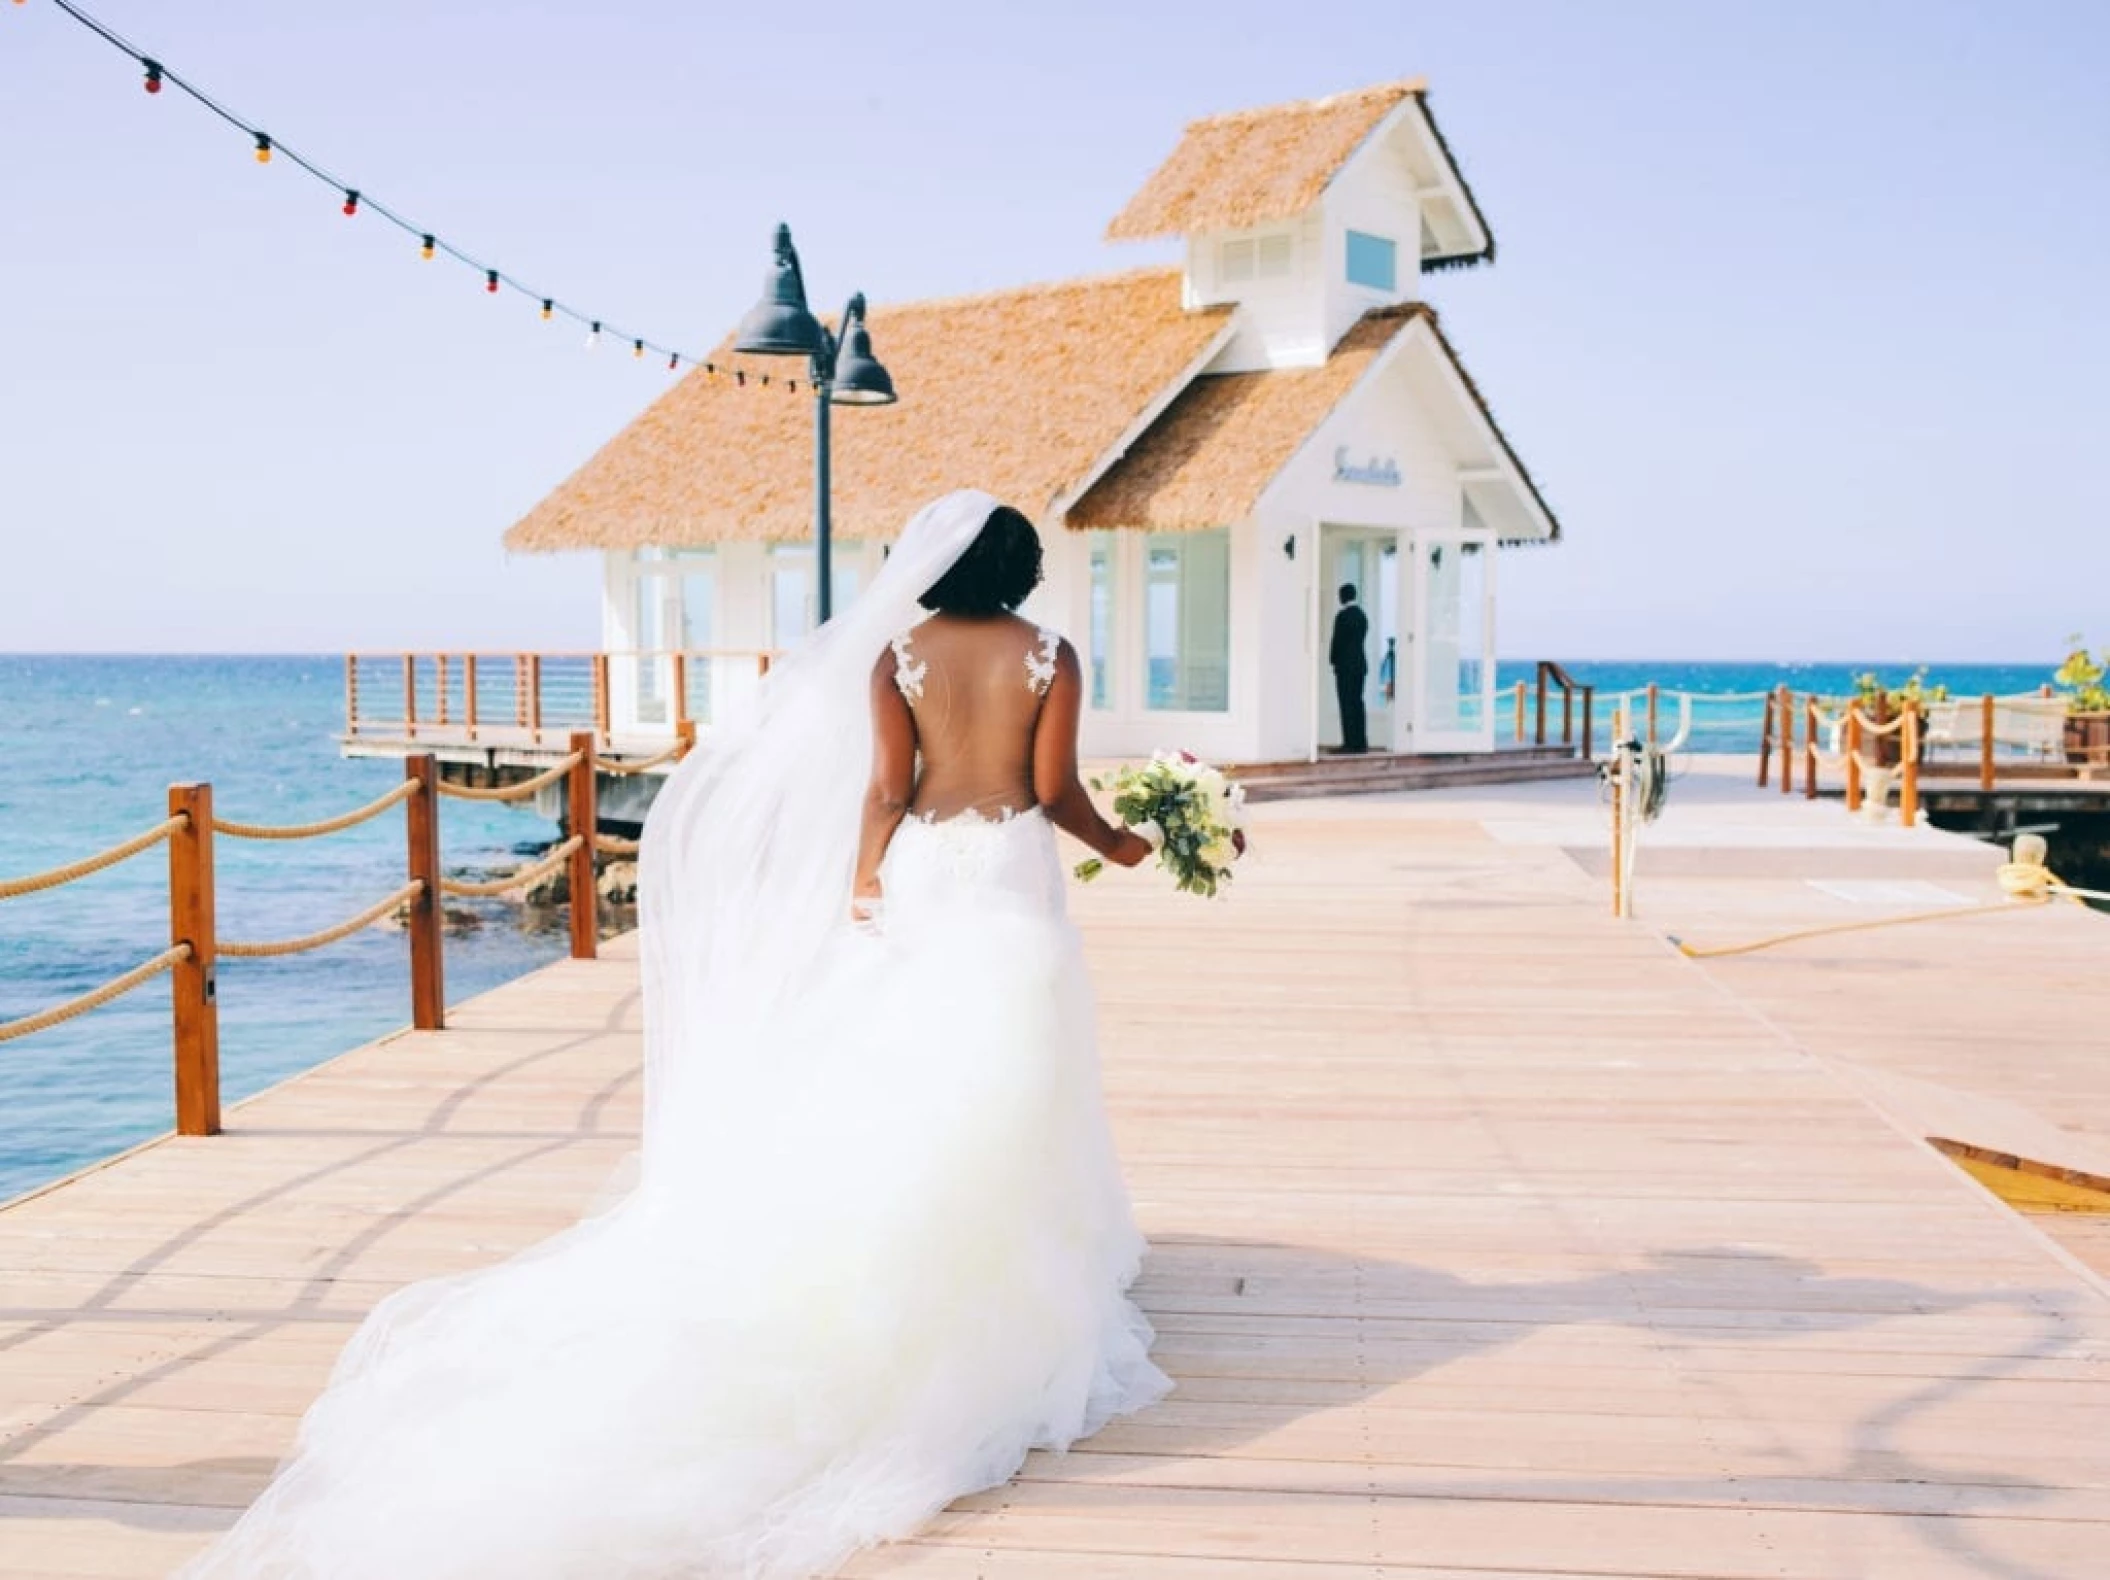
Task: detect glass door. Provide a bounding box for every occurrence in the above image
[1318,526,1401,752]
[1409,532,1496,752]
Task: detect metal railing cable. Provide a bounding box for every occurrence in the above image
[211,780,417,840]
[0,944,193,1044]
[0,815,186,900]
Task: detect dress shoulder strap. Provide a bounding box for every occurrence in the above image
[1024,627,1061,697]
[890,630,926,702]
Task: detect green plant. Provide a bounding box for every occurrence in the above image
[2053,637,2109,713]
[1850,667,1949,711]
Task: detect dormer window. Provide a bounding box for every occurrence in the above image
[1220,232,1293,284]
[1345,230,1397,292]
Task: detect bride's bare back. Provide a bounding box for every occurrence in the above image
[853,610,1147,908]
[889,613,1057,820]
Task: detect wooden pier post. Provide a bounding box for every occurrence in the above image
[1580,687,1595,760]
[592,655,612,741]
[677,718,697,758]
[402,655,417,741]
[405,755,445,1031]
[1900,703,1920,826]
[1980,693,1996,792]
[672,652,689,731]
[435,654,450,727]
[1646,683,1660,748]
[1777,685,1794,794]
[1535,668,1548,747]
[1804,695,1820,799]
[528,655,544,744]
[167,784,220,1137]
[343,656,359,738]
[1845,709,1863,812]
[567,731,598,961]
[1758,692,1774,787]
[1513,680,1527,744]
[464,654,480,742]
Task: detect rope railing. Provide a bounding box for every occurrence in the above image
[592,743,686,775]
[0,944,192,1044]
[592,833,642,857]
[2,733,611,1138]
[0,815,186,900]
[438,836,584,898]
[219,881,425,959]
[211,779,419,841]
[1672,836,2102,958]
[435,753,583,802]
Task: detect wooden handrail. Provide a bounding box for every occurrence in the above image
[1531,661,1594,760]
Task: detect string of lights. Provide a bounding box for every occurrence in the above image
[12,0,799,390]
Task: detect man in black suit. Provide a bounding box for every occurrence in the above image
[1329,583,1371,753]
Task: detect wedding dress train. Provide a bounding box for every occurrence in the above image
[178,491,1169,1579]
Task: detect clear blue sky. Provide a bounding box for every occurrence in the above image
[2,0,2104,661]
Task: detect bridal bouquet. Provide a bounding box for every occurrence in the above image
[1075,752,1248,896]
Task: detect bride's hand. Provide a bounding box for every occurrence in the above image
[850,877,884,926]
[1108,825,1157,869]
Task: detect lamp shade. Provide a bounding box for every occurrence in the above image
[734,224,824,357]
[828,298,896,405]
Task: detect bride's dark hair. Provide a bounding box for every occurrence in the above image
[918,504,1044,616]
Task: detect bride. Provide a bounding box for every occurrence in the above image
[180,490,1167,1578]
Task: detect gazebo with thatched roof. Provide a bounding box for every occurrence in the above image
[505,77,1558,764]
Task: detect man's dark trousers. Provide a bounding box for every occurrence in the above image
[1335,664,1369,753]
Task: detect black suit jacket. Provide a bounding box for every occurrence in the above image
[1329,604,1370,674]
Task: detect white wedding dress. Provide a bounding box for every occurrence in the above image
[179,491,1170,1578]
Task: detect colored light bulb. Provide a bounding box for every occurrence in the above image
[633,339,644,359]
[540,299,554,321]
[420,234,435,260]
[143,62,163,94]
[342,191,359,218]
[254,134,272,164]
[485,269,500,294]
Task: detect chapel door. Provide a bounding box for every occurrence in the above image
[1408,531,1496,752]
[1317,526,1400,752]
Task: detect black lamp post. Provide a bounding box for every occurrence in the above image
[734,223,897,624]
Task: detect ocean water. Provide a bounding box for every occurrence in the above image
[1491,660,2060,753]
[0,655,2073,1202]
[0,656,572,1201]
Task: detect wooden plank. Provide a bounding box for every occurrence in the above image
[6,769,2110,1577]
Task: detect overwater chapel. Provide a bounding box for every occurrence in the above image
[505,78,1560,762]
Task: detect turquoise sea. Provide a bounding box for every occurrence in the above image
[0,655,2072,1201]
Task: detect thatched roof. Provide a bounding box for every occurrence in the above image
[504,269,1233,551]
[1104,79,1492,269]
[1068,304,1559,542]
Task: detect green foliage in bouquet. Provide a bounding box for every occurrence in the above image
[1074,754,1247,897]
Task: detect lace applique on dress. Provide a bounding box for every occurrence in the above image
[1025,628,1060,697]
[890,631,927,702]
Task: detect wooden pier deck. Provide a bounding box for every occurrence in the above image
[5,762,2108,1578]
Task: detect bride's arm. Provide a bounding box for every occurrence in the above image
[1034,640,1151,867]
[853,652,917,910]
